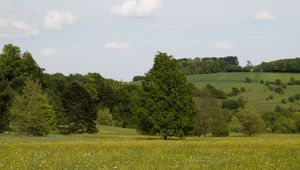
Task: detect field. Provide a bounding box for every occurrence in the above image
[1,126,300,170]
[188,72,300,112]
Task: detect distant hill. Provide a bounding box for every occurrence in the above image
[188,72,300,113]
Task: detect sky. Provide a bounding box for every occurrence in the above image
[0,0,300,81]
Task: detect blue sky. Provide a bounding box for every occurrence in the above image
[0,0,300,81]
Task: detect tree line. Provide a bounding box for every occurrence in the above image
[1,44,300,139]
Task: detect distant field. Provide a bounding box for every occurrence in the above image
[187,72,300,112]
[1,126,300,170]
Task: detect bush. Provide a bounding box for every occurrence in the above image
[237,109,265,136]
[228,87,240,96]
[274,117,297,133]
[245,77,252,83]
[274,87,284,95]
[288,96,295,103]
[96,107,113,126]
[281,99,287,104]
[206,84,227,99]
[228,115,243,132]
[260,79,264,84]
[240,87,246,92]
[269,95,274,100]
[275,79,282,85]
[294,94,300,100]
[222,100,239,110]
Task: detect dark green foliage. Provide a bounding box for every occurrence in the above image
[222,100,240,110]
[288,77,300,85]
[260,79,264,84]
[294,94,300,100]
[288,96,295,102]
[132,75,145,81]
[0,80,12,133]
[274,116,297,133]
[193,96,213,137]
[262,112,280,133]
[238,109,265,136]
[210,109,230,137]
[275,79,282,85]
[137,52,194,139]
[228,87,240,96]
[10,79,56,136]
[240,87,246,92]
[112,84,140,128]
[255,58,300,73]
[61,81,98,134]
[206,84,227,99]
[245,77,252,83]
[281,99,287,104]
[177,56,240,75]
[274,87,284,95]
[293,112,300,132]
[193,89,229,137]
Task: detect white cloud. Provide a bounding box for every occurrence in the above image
[0,19,39,38]
[41,48,58,57]
[45,10,76,30]
[213,40,234,50]
[104,42,130,50]
[111,0,163,17]
[254,11,277,22]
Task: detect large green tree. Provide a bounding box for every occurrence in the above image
[61,81,98,134]
[137,52,194,139]
[10,79,56,136]
[238,109,265,136]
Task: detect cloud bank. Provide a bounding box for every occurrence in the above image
[45,11,76,30]
[111,0,163,17]
[0,19,39,38]
[104,42,130,50]
[254,11,277,22]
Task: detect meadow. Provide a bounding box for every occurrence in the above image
[1,126,300,170]
[188,72,300,112]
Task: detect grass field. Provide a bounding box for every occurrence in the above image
[187,72,300,112]
[1,126,300,170]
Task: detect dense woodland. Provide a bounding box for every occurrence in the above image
[175,56,300,76]
[1,44,300,138]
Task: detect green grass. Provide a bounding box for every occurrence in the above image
[1,126,300,170]
[187,72,300,112]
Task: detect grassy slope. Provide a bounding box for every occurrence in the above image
[188,72,300,112]
[1,126,300,169]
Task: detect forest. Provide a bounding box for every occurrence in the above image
[1,44,300,139]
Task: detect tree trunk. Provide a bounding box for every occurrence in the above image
[163,135,168,140]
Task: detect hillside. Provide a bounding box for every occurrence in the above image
[188,72,300,113]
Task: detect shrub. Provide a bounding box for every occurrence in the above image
[245,77,252,83]
[96,107,113,126]
[275,79,282,85]
[222,100,239,110]
[274,87,284,95]
[240,87,246,92]
[237,109,265,136]
[281,99,287,104]
[294,94,300,100]
[228,87,240,96]
[260,79,264,84]
[269,95,274,100]
[274,117,297,133]
[288,96,295,102]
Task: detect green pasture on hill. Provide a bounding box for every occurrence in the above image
[187,72,300,112]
